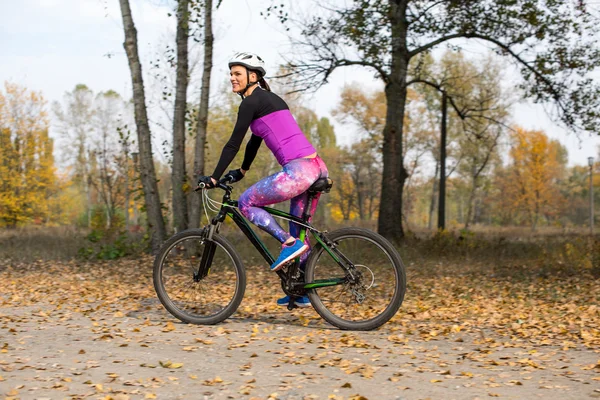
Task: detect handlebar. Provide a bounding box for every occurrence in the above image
[195,176,234,191]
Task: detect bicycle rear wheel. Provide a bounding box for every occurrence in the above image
[153,229,246,325]
[305,227,406,330]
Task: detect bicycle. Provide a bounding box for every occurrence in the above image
[153,176,406,331]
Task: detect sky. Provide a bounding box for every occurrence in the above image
[1,0,599,167]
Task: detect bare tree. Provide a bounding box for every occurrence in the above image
[119,0,166,252]
[53,84,95,227]
[189,0,216,229]
[91,91,124,228]
[172,0,190,232]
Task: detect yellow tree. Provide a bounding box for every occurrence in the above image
[0,82,56,227]
[505,127,567,230]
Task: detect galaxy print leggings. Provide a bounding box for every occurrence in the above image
[238,156,328,265]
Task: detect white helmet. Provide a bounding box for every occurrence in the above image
[228,52,266,77]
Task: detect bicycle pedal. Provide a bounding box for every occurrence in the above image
[287,301,297,311]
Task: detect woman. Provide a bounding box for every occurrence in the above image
[197,52,329,308]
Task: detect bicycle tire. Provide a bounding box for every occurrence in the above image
[305,227,406,331]
[153,229,246,325]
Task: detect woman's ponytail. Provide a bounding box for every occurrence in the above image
[259,77,271,92]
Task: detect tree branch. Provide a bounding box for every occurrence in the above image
[406,78,466,119]
[409,33,563,111]
[408,33,466,58]
[406,1,447,27]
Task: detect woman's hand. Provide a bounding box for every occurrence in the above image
[224,168,245,183]
[197,175,216,189]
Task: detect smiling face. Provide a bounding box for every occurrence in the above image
[230,65,258,93]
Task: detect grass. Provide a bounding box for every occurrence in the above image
[0,224,597,282]
[0,226,90,262]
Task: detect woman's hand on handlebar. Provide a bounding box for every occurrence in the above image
[196,175,234,190]
[197,175,217,189]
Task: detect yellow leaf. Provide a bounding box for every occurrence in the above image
[162,322,176,332]
[145,394,157,399]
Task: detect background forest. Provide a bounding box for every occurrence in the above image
[1,55,597,230]
[1,0,599,264]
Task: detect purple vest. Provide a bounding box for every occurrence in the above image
[250,110,316,166]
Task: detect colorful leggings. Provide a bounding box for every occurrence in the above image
[238,156,328,264]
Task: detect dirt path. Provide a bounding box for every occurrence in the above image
[1,302,599,399]
[0,259,599,399]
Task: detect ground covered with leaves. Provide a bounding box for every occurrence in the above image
[0,252,599,399]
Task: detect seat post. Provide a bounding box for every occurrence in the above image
[302,193,315,222]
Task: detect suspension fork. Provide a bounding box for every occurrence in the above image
[194,224,218,282]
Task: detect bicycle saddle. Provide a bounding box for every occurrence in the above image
[308,177,333,193]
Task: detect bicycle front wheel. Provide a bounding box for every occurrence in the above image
[153,229,246,325]
[305,227,406,331]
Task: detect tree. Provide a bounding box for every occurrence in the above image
[189,0,216,229]
[273,0,600,241]
[53,84,95,226]
[119,0,166,252]
[332,86,385,220]
[433,51,510,228]
[0,82,56,227]
[505,127,567,230]
[92,91,128,229]
[171,0,190,233]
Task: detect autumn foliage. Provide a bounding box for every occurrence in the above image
[496,127,567,229]
[0,83,58,227]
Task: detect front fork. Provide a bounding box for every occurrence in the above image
[193,224,219,282]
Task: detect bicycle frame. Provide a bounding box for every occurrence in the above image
[198,184,354,292]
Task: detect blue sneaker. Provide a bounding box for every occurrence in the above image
[270,239,308,271]
[277,295,311,308]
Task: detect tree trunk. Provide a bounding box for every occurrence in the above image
[378,1,409,241]
[438,91,447,231]
[189,0,213,229]
[465,178,477,229]
[428,162,439,230]
[86,174,91,228]
[124,149,130,232]
[172,0,190,233]
[354,173,365,220]
[119,0,166,252]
